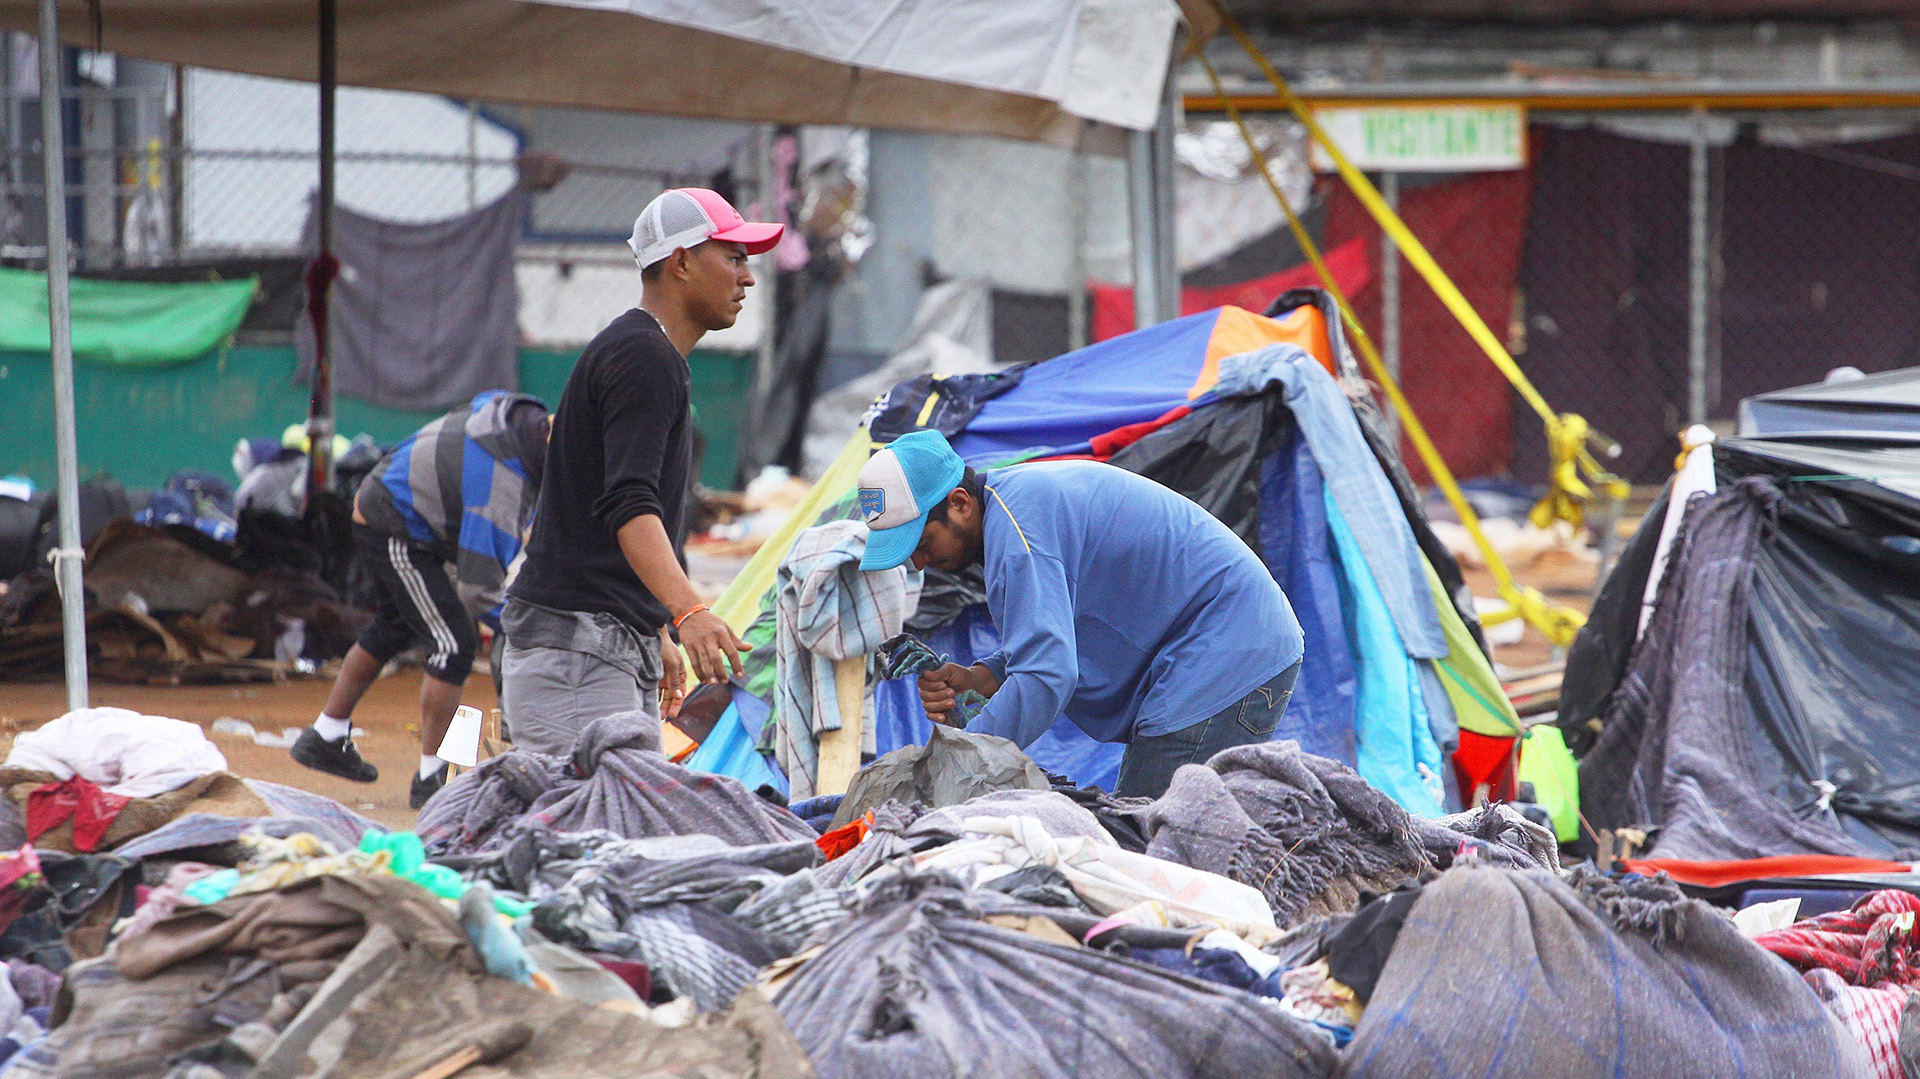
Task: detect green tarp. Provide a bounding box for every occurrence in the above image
[0,267,257,366]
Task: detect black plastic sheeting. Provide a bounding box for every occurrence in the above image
[1556,485,1668,757]
[1107,395,1293,547]
[1563,436,1920,856]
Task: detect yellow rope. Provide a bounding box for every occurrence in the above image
[1196,51,1589,647]
[1206,3,1628,540]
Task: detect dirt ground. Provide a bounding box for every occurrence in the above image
[0,537,1605,833]
[0,666,488,831]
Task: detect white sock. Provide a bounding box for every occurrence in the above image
[419,754,444,780]
[313,714,352,741]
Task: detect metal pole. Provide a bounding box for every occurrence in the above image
[1380,170,1401,445]
[1687,105,1709,426]
[38,0,87,710]
[753,122,777,488]
[1128,62,1181,331]
[1151,71,1179,324]
[465,99,477,210]
[168,64,183,256]
[1127,125,1158,331]
[304,0,337,507]
[2,34,14,191]
[1066,148,1087,351]
[1590,483,1623,606]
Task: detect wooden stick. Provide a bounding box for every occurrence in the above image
[404,1046,481,1079]
[814,656,867,796]
[397,1021,532,1079]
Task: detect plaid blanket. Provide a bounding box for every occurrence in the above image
[1804,969,1912,1079]
[1755,890,1920,1079]
[1756,890,1920,987]
[772,521,921,801]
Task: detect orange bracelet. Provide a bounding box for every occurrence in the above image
[673,603,710,630]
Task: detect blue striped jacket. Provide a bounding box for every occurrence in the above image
[355,391,549,626]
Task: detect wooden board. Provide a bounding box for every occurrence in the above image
[813,656,866,796]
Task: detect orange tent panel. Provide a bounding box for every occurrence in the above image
[1187,303,1339,400]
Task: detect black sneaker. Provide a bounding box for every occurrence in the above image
[290,727,379,783]
[409,763,450,810]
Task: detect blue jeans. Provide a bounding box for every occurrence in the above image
[1113,662,1301,799]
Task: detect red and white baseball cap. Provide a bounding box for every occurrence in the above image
[628,188,784,269]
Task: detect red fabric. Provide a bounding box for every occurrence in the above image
[816,812,873,861]
[1755,890,1920,987]
[26,777,131,853]
[1322,167,1532,482]
[1618,855,1915,889]
[0,846,41,935]
[1805,970,1909,1079]
[1450,730,1516,803]
[1088,237,1373,344]
[1086,405,1193,460]
[589,957,652,1001]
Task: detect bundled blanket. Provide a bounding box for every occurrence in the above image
[418,714,814,856]
[1343,866,1871,1078]
[776,877,1335,1079]
[1578,478,1889,858]
[527,834,844,1013]
[1136,741,1553,927]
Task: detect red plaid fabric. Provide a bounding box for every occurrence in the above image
[1803,969,1910,1079]
[1755,891,1920,1079]
[1755,890,1920,987]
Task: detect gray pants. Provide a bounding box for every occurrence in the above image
[501,644,661,757]
[499,598,661,757]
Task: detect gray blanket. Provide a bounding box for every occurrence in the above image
[776,877,1336,1079]
[1579,478,1874,859]
[418,714,814,856]
[529,833,845,1013]
[1342,866,1871,1079]
[1138,741,1552,928]
[295,190,524,412]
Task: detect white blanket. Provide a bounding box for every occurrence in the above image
[904,814,1276,931]
[7,707,227,798]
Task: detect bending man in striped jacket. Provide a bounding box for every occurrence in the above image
[290,390,551,809]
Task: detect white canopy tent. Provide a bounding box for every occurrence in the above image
[1,0,1186,141]
[0,0,1194,708]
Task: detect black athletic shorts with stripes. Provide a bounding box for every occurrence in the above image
[352,523,477,685]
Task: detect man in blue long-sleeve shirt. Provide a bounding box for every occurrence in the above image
[858,429,1304,798]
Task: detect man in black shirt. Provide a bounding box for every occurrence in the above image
[501,188,781,755]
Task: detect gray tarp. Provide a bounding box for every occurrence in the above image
[830,726,1050,830]
[296,189,525,412]
[776,878,1336,1079]
[1342,866,1872,1079]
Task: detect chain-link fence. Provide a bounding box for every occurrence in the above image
[0,64,765,271]
[1232,111,1920,486]
[11,55,1915,490]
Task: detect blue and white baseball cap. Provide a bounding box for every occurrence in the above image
[857,430,967,571]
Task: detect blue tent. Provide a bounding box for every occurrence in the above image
[696,296,1517,815]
